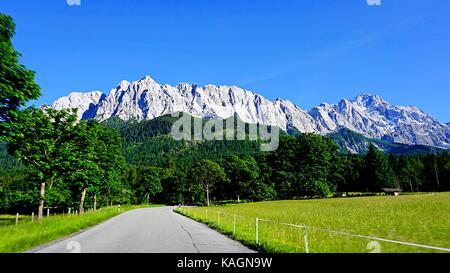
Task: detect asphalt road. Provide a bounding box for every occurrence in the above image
[32,206,256,253]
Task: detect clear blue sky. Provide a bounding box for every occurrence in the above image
[1,0,449,122]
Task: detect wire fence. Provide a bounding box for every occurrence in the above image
[0,207,107,227]
[176,206,450,253]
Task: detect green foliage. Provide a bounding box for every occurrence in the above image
[362,143,397,191]
[7,108,79,185]
[63,119,127,204]
[3,108,129,213]
[0,14,41,142]
[221,155,269,201]
[1,111,450,212]
[0,142,27,189]
[130,166,163,204]
[261,134,339,199]
[192,159,228,205]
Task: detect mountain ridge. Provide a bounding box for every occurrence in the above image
[327,128,446,155]
[48,75,450,148]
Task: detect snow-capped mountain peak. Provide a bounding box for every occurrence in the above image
[51,91,105,120]
[49,76,450,148]
[354,94,387,106]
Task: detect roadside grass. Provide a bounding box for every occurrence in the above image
[175,192,450,253]
[0,204,161,253]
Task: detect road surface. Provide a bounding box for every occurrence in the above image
[31,206,255,253]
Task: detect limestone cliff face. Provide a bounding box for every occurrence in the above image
[50,76,450,148]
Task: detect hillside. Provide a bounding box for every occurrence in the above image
[328,128,445,155]
[105,114,445,159]
[102,114,268,166]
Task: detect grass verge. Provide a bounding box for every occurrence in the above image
[175,193,450,253]
[0,205,161,253]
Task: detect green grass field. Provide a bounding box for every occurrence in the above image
[175,193,450,253]
[0,205,158,253]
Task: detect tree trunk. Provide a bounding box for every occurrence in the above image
[146,193,150,204]
[237,195,240,203]
[93,194,97,211]
[434,162,440,190]
[38,182,46,222]
[79,188,87,214]
[206,186,210,207]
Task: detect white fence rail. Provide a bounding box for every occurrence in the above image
[176,206,450,253]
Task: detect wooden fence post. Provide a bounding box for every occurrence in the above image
[303,228,309,253]
[256,218,259,245]
[233,214,236,235]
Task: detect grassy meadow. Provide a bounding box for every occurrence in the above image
[0,205,158,253]
[175,192,450,253]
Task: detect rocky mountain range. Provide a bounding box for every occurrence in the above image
[49,75,450,149]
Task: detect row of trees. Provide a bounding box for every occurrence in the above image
[4,108,126,220]
[2,122,449,214]
[121,134,450,206]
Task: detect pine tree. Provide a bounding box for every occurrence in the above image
[363,143,396,191]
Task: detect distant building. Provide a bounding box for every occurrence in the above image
[381,188,402,196]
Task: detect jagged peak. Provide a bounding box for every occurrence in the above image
[355,93,381,99]
[113,76,160,91]
[353,93,388,106]
[319,102,332,108]
[115,80,131,91]
[176,82,193,90]
[199,84,248,94]
[138,75,158,83]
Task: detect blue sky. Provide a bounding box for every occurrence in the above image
[1,0,449,122]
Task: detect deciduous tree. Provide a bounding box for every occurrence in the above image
[8,108,78,221]
[193,160,228,206]
[0,14,41,142]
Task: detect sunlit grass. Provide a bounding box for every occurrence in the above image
[0,205,159,253]
[176,193,450,253]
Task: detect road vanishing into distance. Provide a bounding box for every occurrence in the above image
[30,206,255,253]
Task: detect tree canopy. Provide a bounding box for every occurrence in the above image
[0,13,41,142]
